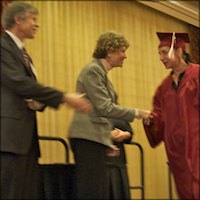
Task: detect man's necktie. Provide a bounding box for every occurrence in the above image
[21,47,37,77]
[21,47,32,67]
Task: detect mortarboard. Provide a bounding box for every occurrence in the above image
[157,32,190,50]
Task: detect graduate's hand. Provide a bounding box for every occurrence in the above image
[143,114,154,125]
[111,128,131,142]
[138,109,151,120]
[25,99,45,111]
[63,93,93,113]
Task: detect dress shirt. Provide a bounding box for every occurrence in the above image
[5,30,37,77]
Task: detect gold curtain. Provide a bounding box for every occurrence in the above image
[24,1,193,199]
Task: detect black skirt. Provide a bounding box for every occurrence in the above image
[107,162,131,200]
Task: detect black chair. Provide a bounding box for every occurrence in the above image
[38,136,75,200]
[126,141,145,200]
[38,136,145,200]
[167,161,173,200]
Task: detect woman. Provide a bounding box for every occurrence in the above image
[68,31,149,199]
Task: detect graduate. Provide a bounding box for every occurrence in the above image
[143,32,199,199]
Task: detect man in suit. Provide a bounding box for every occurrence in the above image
[1,2,92,199]
[68,31,150,199]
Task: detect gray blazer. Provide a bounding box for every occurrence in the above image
[68,59,136,147]
[1,33,64,155]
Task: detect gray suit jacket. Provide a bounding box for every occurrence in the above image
[68,59,136,147]
[1,33,64,155]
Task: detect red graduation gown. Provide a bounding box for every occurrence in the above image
[143,63,199,199]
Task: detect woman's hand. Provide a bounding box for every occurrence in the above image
[111,128,131,142]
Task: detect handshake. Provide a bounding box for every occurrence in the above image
[25,92,93,113]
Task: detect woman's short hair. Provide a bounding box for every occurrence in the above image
[93,31,129,59]
[2,1,38,30]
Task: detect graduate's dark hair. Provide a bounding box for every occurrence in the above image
[183,51,191,64]
[175,47,191,64]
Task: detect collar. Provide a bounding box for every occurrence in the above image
[5,30,24,50]
[100,58,112,72]
[171,70,186,90]
[170,68,186,77]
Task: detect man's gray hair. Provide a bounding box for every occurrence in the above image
[2,1,38,30]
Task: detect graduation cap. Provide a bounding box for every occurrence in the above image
[157,32,190,50]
